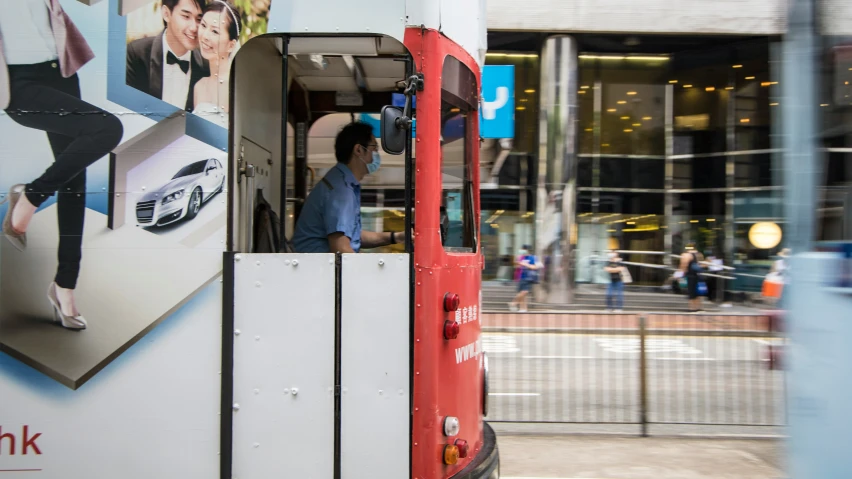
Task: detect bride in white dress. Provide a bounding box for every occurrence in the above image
[193,0,241,129]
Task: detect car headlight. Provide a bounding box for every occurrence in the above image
[162,189,185,205]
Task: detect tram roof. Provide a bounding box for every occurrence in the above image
[268,0,488,68]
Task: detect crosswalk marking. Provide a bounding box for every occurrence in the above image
[483,334,521,353]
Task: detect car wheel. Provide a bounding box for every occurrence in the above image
[186,188,202,220]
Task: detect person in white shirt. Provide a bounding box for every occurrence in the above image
[1,0,124,330]
[126,0,210,111]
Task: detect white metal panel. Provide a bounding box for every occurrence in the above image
[268,0,406,45]
[340,253,411,479]
[232,253,336,479]
[486,0,787,35]
[441,0,488,67]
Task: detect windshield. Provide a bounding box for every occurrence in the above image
[172,160,207,179]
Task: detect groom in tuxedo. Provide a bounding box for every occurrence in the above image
[126,0,209,111]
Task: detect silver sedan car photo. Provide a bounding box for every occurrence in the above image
[135,158,226,227]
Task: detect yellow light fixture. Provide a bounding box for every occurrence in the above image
[581,85,590,89]
[690,220,699,223]
[632,123,641,127]
[578,90,586,94]
[745,76,755,80]
[624,128,633,132]
[621,116,630,120]
[748,222,782,249]
[705,87,715,92]
[820,103,829,107]
[516,106,526,110]
[669,80,678,84]
[585,128,593,132]
[761,82,771,87]
[725,86,734,90]
[524,89,536,93]
[627,91,638,95]
[602,143,610,147]
[740,118,750,123]
[770,102,779,106]
[607,108,617,112]
[642,116,652,120]
[733,64,743,69]
[683,84,693,88]
[617,100,627,104]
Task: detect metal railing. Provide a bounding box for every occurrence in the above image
[483,312,786,435]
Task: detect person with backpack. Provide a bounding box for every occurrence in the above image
[508,244,541,312]
[603,252,626,312]
[677,245,707,312]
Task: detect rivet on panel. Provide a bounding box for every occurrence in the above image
[291,388,299,396]
[256,261,261,266]
[378,259,385,266]
[254,389,260,395]
[234,329,241,336]
[235,255,242,261]
[284,388,290,394]
[255,336,260,341]
[378,390,383,395]
[292,260,299,266]
[253,443,260,448]
[255,281,262,288]
[233,403,240,411]
[285,260,291,265]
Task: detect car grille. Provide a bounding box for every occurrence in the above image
[136,200,156,224]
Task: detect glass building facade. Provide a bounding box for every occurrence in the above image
[480,35,790,293]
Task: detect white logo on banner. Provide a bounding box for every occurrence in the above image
[482,334,520,354]
[594,338,702,355]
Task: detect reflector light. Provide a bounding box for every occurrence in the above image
[443,445,460,465]
[443,320,460,340]
[454,439,470,458]
[443,416,460,437]
[443,293,460,312]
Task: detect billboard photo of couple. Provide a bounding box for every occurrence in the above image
[125,0,269,129]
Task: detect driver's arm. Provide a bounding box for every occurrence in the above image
[360,231,394,249]
[328,232,356,254]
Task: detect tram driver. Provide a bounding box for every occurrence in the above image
[292,122,407,254]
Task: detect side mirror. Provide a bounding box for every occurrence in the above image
[380,105,406,155]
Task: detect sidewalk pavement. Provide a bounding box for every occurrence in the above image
[482,312,775,336]
[497,434,785,479]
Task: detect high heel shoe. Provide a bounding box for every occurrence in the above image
[47,282,87,330]
[1,184,27,251]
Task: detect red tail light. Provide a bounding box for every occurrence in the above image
[443,292,460,312]
[454,439,469,458]
[444,320,460,340]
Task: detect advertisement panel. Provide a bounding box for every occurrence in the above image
[0,0,273,475]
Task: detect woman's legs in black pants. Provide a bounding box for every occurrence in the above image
[5,62,123,291]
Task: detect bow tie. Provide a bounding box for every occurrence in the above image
[167,51,190,74]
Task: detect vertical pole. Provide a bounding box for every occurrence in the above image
[639,314,649,437]
[782,0,820,255]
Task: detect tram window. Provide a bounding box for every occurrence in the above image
[441,56,478,253]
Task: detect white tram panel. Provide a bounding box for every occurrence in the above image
[232,253,336,479]
[340,253,411,479]
[268,0,488,68]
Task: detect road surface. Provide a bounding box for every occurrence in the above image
[483,332,786,428]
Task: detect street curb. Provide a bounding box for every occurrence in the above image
[481,327,781,337]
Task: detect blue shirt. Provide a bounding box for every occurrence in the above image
[292,163,362,253]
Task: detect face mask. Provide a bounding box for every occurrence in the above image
[366,150,381,175]
[359,147,381,175]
